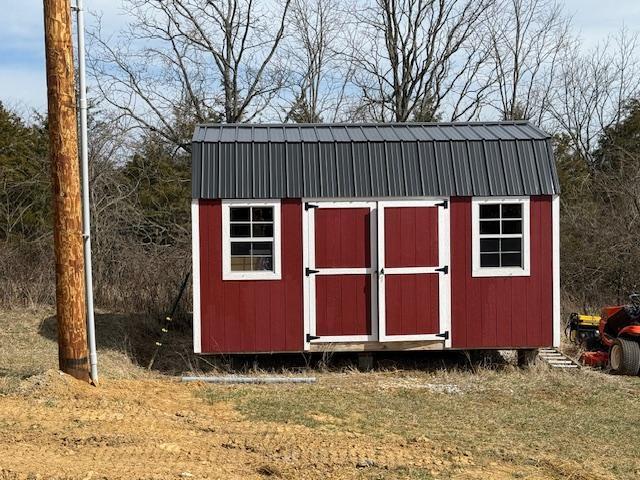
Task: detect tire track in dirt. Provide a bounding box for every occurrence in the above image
[0,371,606,480]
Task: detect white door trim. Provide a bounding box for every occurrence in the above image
[303,201,378,346]
[552,195,560,348]
[377,200,451,346]
[191,199,202,353]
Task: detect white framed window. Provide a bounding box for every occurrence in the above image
[222,200,281,280]
[472,197,530,277]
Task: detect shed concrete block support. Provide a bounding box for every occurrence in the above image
[517,349,539,367]
[358,353,375,371]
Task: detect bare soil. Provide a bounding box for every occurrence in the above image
[1,308,639,479]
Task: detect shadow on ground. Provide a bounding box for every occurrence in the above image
[38,313,511,376]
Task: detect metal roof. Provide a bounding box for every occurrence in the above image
[191,122,559,199]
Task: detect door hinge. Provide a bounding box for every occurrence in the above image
[436,331,449,340]
[305,202,319,211]
[436,265,449,274]
[306,334,320,342]
[437,200,448,209]
[305,267,320,276]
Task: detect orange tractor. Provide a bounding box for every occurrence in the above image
[567,294,640,375]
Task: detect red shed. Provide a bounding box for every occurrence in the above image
[191,122,560,354]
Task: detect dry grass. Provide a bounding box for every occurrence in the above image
[1,308,640,479]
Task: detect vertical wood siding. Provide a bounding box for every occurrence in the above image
[315,275,372,336]
[450,196,553,348]
[384,207,438,267]
[314,207,372,336]
[385,274,439,335]
[198,199,303,353]
[384,206,440,336]
[314,208,371,268]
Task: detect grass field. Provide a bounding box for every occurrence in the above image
[1,308,640,479]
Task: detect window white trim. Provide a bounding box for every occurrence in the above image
[472,196,530,277]
[222,199,282,280]
[191,199,201,353]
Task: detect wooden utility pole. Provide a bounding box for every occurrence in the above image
[43,0,90,382]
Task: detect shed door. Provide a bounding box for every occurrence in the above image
[378,201,450,342]
[305,202,378,343]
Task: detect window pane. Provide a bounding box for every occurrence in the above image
[252,257,273,271]
[502,203,522,218]
[230,256,253,271]
[230,223,250,237]
[231,242,250,256]
[252,224,273,237]
[480,253,500,267]
[480,220,500,234]
[479,204,500,219]
[500,238,521,252]
[230,207,250,221]
[501,252,522,267]
[252,207,273,222]
[480,238,499,253]
[252,242,273,256]
[502,220,522,234]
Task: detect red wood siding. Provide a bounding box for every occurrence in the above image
[315,275,371,336]
[386,274,439,335]
[314,207,372,337]
[198,199,303,353]
[385,207,438,267]
[450,196,553,348]
[315,208,370,268]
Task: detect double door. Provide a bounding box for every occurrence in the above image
[303,200,450,347]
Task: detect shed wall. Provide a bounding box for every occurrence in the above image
[450,196,553,348]
[198,199,303,353]
[197,196,553,353]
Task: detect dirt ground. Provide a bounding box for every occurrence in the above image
[1,308,640,479]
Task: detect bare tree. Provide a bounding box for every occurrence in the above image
[550,29,640,164]
[90,0,292,151]
[347,0,496,122]
[283,0,355,123]
[486,0,571,123]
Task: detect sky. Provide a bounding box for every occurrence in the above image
[1,0,639,115]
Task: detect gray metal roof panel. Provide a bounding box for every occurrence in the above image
[352,143,372,197]
[450,142,473,195]
[499,141,524,196]
[269,143,286,197]
[484,141,508,196]
[516,140,542,195]
[253,127,270,142]
[402,142,422,196]
[417,142,440,196]
[385,143,404,196]
[192,121,558,199]
[315,127,335,142]
[299,127,318,142]
[434,142,455,195]
[466,141,490,196]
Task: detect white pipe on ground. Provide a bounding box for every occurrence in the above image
[181,376,317,384]
[74,0,98,384]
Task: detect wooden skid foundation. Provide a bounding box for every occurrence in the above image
[309,340,444,353]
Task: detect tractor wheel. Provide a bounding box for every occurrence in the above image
[609,339,640,375]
